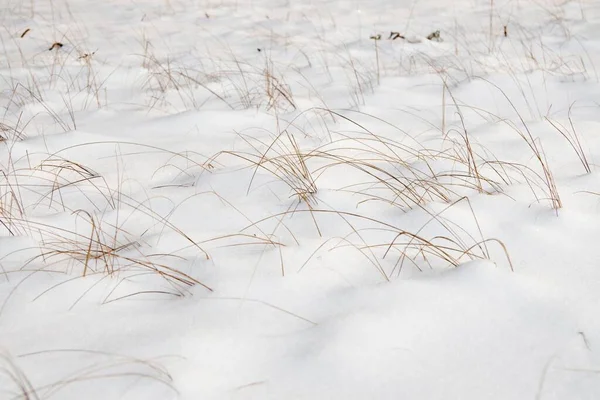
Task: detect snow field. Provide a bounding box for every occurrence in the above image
[1,0,600,399]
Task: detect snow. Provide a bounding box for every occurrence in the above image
[1,0,600,398]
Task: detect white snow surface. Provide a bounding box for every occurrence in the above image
[1,0,600,398]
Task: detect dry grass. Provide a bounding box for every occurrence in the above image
[0,352,38,400]
[545,104,591,174]
[0,349,176,400]
[0,140,285,308]
[0,148,210,307]
[207,108,516,277]
[137,43,299,112]
[481,78,562,209]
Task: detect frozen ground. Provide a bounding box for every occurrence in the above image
[1,0,600,398]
